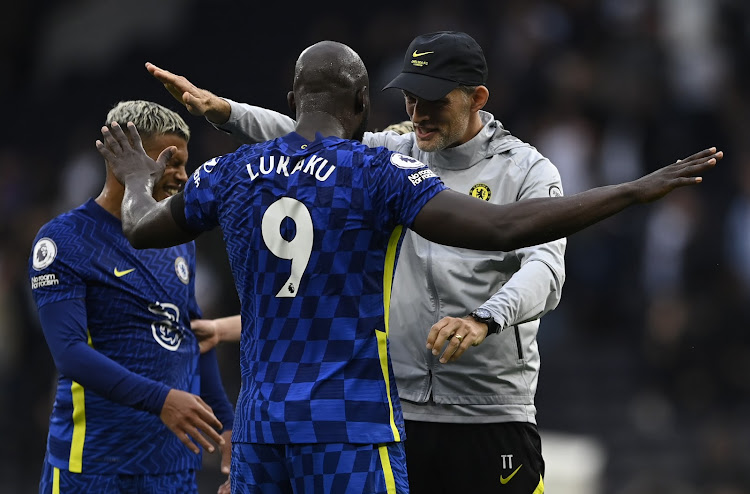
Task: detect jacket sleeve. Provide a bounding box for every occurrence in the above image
[212,99,296,144]
[482,156,567,328]
[39,298,171,415]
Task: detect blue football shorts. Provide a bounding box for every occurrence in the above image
[39,454,198,494]
[230,441,408,493]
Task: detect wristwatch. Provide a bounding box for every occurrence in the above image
[469,308,500,335]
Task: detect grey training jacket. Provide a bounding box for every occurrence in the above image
[216,103,566,425]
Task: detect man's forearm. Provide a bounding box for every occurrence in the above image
[121,183,195,249]
[215,315,242,342]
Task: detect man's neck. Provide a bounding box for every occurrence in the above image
[95,184,124,219]
[295,112,347,141]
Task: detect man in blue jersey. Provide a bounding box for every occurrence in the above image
[95,42,718,494]
[29,100,235,494]
[151,31,723,493]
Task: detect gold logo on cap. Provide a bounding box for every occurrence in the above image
[412,50,434,58]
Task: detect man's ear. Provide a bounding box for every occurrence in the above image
[287,91,296,115]
[471,86,489,112]
[356,86,369,114]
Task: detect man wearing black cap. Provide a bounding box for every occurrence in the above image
[147,31,562,493]
[375,31,563,494]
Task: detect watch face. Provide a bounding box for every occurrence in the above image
[473,308,492,320]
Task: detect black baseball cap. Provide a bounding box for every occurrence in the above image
[383,31,488,101]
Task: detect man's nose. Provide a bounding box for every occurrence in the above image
[411,100,429,122]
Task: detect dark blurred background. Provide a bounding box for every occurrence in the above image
[3,1,750,493]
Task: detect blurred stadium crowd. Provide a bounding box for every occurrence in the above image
[2,1,750,492]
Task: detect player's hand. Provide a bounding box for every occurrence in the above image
[633,147,722,203]
[426,316,488,363]
[217,478,231,494]
[191,318,221,354]
[219,429,232,475]
[96,121,171,186]
[160,389,225,455]
[146,62,231,125]
[382,120,414,135]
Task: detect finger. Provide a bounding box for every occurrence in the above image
[196,419,225,447]
[184,92,205,115]
[107,121,132,150]
[146,63,189,99]
[195,398,224,432]
[218,479,231,494]
[100,125,122,154]
[145,61,160,74]
[429,323,457,355]
[426,318,451,349]
[439,334,465,363]
[448,342,468,362]
[684,152,721,167]
[177,431,201,455]
[125,122,143,150]
[95,139,113,161]
[681,157,717,178]
[148,64,180,85]
[187,424,217,453]
[156,146,177,168]
[434,328,459,356]
[679,147,716,163]
[220,442,231,474]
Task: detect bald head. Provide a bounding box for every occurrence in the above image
[289,41,370,141]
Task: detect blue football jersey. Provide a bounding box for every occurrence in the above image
[182,132,446,445]
[29,199,203,474]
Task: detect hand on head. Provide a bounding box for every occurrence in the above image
[96,121,174,186]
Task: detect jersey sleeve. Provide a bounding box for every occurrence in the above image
[38,298,171,414]
[29,222,87,308]
[185,241,203,321]
[182,156,224,232]
[213,99,296,144]
[365,150,447,228]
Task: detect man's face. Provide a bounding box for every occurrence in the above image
[142,133,189,202]
[403,87,474,152]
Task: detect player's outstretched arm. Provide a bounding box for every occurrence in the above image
[146,62,231,124]
[160,389,225,455]
[96,121,199,248]
[412,147,722,251]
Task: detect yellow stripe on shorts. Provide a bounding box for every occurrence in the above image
[52,467,60,494]
[378,444,397,494]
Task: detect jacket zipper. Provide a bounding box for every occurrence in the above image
[513,325,523,360]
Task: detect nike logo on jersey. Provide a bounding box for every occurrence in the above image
[500,464,522,484]
[412,50,434,57]
[114,268,135,277]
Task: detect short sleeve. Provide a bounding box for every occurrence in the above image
[182,156,223,232]
[29,223,87,309]
[365,150,446,228]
